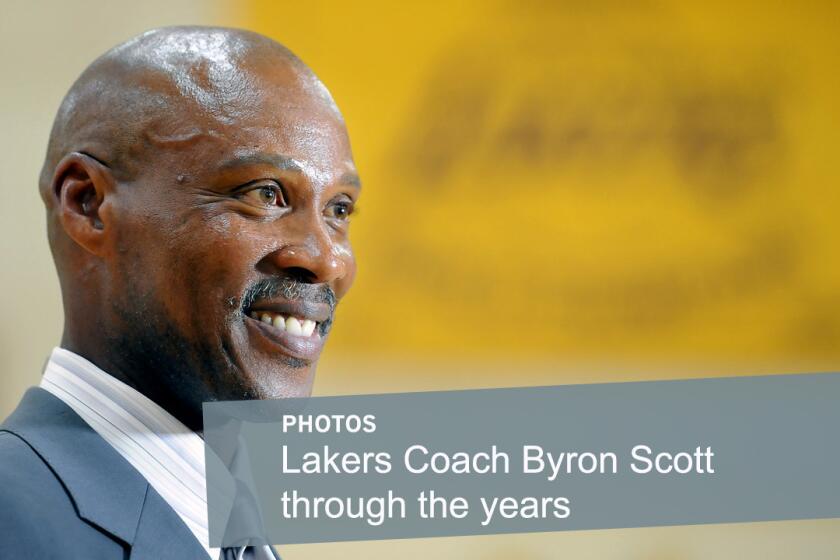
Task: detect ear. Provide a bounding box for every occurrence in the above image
[50,152,115,256]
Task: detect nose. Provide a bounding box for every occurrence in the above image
[260,215,349,286]
[269,244,347,284]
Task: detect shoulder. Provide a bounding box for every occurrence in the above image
[0,429,62,508]
[0,431,74,545]
[0,430,124,556]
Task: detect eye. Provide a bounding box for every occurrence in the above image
[237,182,287,208]
[325,197,355,221]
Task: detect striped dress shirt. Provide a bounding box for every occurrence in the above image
[40,347,275,559]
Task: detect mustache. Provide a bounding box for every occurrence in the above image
[241,277,337,314]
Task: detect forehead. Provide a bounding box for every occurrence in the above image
[142,58,355,180]
[217,105,353,168]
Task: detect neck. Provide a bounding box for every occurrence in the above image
[59,326,205,431]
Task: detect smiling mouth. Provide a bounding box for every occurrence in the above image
[247,310,319,338]
[241,294,332,362]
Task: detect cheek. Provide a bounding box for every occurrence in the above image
[139,212,265,331]
[109,184,270,334]
[175,217,265,301]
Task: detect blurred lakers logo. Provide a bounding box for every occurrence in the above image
[396,49,782,197]
[365,12,816,360]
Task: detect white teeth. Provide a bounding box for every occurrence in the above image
[285,316,303,336]
[250,310,317,337]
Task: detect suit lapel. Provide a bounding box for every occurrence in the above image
[2,388,209,559]
[131,483,212,559]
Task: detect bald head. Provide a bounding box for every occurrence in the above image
[41,26,341,193]
[42,26,359,429]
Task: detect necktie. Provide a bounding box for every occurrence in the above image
[222,546,255,560]
[221,545,279,559]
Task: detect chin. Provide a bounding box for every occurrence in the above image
[232,361,317,401]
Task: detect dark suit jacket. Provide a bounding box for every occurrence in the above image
[0,387,211,559]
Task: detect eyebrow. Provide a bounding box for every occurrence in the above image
[339,172,362,189]
[217,152,361,189]
[217,152,304,173]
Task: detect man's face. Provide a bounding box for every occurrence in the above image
[101,61,359,418]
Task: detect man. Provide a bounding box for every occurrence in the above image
[0,26,359,558]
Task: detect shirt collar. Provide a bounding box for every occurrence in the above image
[40,347,216,558]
